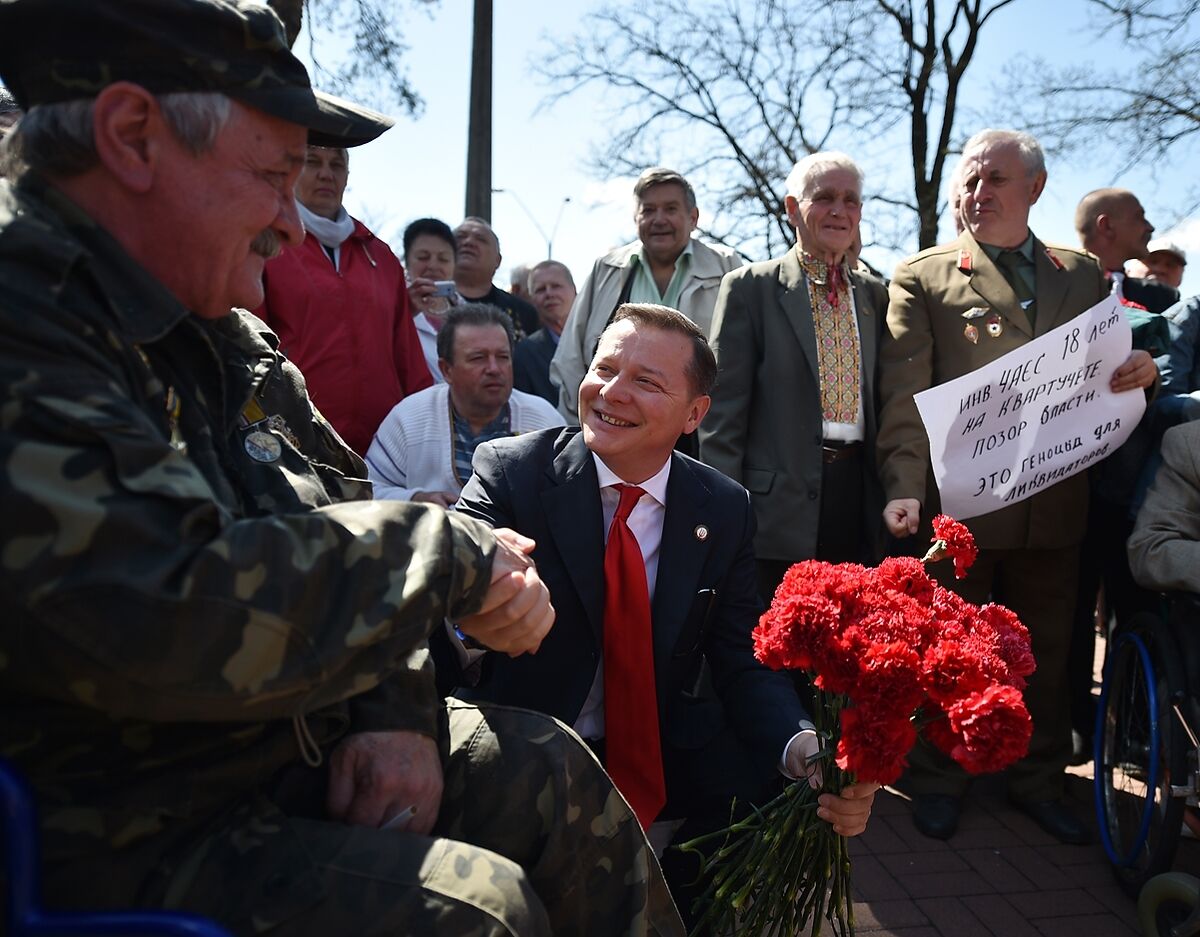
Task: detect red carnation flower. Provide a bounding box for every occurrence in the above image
[835,705,917,785]
[977,603,1036,680]
[945,685,1033,774]
[926,515,978,579]
[920,638,995,705]
[873,556,937,604]
[853,639,924,715]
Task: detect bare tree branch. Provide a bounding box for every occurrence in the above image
[271,0,441,116]
[1012,0,1199,206]
[539,0,1015,263]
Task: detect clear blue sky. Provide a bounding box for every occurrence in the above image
[299,0,1198,299]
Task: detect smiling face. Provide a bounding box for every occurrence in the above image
[405,232,456,281]
[787,167,862,261]
[634,182,699,267]
[959,141,1045,248]
[153,101,306,318]
[295,146,348,220]
[579,319,710,483]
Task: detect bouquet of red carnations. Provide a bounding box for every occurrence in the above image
[681,516,1035,936]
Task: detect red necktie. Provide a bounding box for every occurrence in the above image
[603,483,666,829]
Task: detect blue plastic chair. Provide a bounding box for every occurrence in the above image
[1,758,233,936]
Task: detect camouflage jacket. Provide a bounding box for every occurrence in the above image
[0,176,496,867]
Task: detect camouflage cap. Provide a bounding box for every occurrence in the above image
[0,0,393,148]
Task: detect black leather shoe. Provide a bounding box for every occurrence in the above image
[912,794,961,840]
[1012,799,1092,844]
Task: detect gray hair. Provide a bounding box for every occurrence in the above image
[4,91,231,179]
[961,128,1045,177]
[509,262,531,289]
[456,216,500,253]
[785,151,864,200]
[527,259,575,293]
[633,167,697,212]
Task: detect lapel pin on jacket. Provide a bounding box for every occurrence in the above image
[694,525,709,542]
[958,249,973,273]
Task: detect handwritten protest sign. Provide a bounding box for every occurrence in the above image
[914,295,1145,520]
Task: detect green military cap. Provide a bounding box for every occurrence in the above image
[0,0,393,148]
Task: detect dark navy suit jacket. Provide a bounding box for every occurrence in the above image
[512,327,558,406]
[449,427,808,779]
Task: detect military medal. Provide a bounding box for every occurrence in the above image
[164,386,187,454]
[963,323,979,344]
[985,314,1003,338]
[267,414,301,450]
[244,430,282,462]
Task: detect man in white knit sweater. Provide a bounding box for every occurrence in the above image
[367,304,564,504]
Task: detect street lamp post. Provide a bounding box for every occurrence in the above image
[492,188,571,259]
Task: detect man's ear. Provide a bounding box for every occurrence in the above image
[682,394,712,435]
[784,194,802,231]
[1028,170,1048,206]
[90,82,161,194]
[688,205,700,231]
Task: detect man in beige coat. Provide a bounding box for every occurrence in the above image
[877,129,1157,844]
[549,168,742,422]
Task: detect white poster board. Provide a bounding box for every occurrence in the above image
[914,295,1145,520]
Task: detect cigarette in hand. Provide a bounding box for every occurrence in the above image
[380,805,418,831]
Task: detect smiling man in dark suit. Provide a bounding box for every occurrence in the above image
[447,303,878,929]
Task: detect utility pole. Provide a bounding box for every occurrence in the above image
[464,0,492,221]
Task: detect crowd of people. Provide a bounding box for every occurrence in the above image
[1,0,1198,935]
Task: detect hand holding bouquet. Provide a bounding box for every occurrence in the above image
[682,516,1034,936]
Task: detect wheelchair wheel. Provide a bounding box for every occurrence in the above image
[1095,623,1186,897]
[1137,872,1200,937]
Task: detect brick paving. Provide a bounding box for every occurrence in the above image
[831,625,1200,937]
[845,759,1200,936]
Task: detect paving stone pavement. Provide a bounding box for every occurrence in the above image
[843,762,1200,936]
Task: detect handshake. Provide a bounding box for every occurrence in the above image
[456,528,554,656]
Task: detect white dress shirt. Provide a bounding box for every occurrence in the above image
[573,454,673,739]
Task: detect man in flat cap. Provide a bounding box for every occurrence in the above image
[0,1,683,935]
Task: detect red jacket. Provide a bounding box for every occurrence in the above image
[258,221,433,455]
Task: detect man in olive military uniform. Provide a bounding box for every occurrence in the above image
[877,129,1158,846]
[0,2,683,935]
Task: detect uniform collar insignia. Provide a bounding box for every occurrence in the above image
[1044,246,1065,271]
[958,248,973,273]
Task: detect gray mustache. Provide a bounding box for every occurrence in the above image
[252,229,282,260]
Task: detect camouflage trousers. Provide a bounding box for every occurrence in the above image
[51,701,684,937]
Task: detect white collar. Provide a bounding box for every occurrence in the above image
[298,202,356,250]
[591,451,672,506]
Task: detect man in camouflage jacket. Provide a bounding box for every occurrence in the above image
[0,2,683,935]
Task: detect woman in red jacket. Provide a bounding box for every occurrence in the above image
[258,145,433,455]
